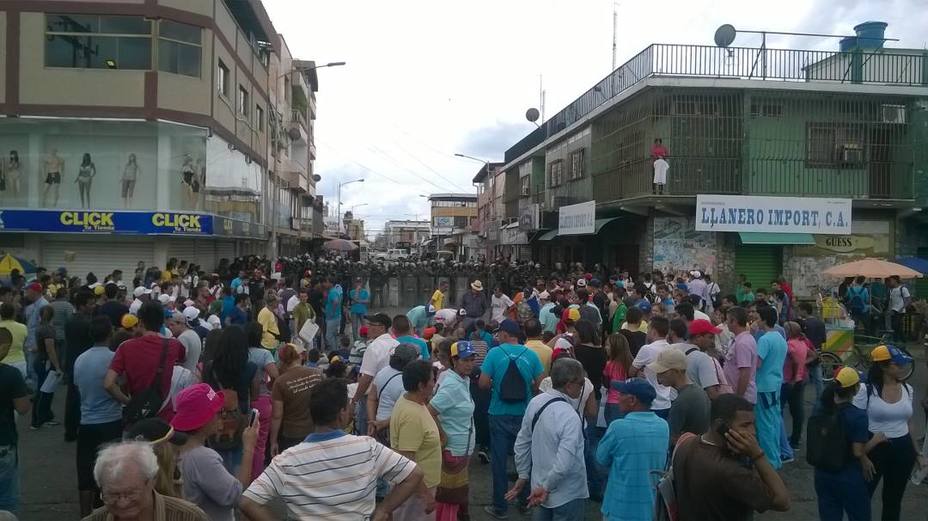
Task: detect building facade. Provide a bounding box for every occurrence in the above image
[0,0,320,278]
[498,22,928,295]
[427,193,478,261]
[382,220,430,252]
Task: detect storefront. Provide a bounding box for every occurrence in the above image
[534,201,642,271]
[0,209,264,279]
[0,117,264,222]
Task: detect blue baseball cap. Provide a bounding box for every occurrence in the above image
[494,319,521,336]
[612,378,657,405]
[450,341,477,359]
[870,345,913,365]
[636,300,652,313]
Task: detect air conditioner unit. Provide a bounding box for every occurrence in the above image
[881,104,906,124]
[839,144,864,164]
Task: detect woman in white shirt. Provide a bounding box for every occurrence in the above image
[853,345,926,520]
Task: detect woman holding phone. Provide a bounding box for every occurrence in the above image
[172,383,258,521]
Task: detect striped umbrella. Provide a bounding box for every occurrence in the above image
[0,254,36,277]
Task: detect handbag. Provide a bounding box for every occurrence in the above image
[123,339,170,426]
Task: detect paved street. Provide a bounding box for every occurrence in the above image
[19,346,928,520]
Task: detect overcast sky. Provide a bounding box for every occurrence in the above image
[263,0,927,238]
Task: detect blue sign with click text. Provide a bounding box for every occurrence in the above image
[0,209,214,235]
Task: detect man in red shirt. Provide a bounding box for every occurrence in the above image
[104,302,186,422]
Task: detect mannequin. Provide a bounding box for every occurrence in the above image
[6,151,21,195]
[122,153,141,208]
[43,149,64,206]
[76,152,96,208]
[181,154,195,207]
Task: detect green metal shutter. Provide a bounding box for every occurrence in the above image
[735,245,783,292]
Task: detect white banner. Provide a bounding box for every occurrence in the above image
[559,201,596,235]
[695,195,852,235]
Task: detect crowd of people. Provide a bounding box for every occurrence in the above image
[0,256,925,520]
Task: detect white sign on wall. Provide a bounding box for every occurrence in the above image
[695,195,852,235]
[559,201,596,235]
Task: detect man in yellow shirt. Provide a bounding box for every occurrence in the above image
[257,291,281,351]
[429,280,449,314]
[0,302,27,374]
[522,318,553,377]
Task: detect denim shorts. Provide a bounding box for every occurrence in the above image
[0,445,19,513]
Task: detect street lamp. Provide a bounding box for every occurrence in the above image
[337,178,365,233]
[349,203,368,213]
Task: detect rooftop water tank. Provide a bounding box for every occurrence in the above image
[854,21,887,50]
[839,36,858,52]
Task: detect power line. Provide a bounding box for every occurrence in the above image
[390,140,472,192]
[315,140,406,185]
[366,145,449,192]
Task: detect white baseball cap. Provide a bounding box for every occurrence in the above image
[182,307,200,323]
[133,286,151,298]
[207,315,221,328]
[158,294,175,305]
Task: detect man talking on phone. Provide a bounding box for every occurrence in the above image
[672,394,791,521]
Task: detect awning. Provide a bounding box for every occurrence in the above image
[535,217,622,241]
[896,256,928,274]
[738,232,815,245]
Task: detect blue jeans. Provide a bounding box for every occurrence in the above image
[532,497,587,520]
[350,313,365,340]
[325,318,341,353]
[584,423,607,500]
[0,446,19,514]
[489,414,528,514]
[604,403,625,425]
[815,467,871,521]
[31,359,55,428]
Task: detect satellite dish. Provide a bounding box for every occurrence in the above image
[525,108,540,123]
[312,174,321,182]
[287,127,301,141]
[714,24,737,47]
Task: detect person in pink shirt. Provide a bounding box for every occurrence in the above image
[724,307,758,404]
[782,321,816,448]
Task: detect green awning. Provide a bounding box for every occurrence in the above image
[536,229,558,241]
[738,232,815,245]
[536,217,621,241]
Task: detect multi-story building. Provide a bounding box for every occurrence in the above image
[472,162,503,260]
[383,220,430,252]
[499,21,928,295]
[0,0,321,277]
[266,36,319,256]
[427,193,478,261]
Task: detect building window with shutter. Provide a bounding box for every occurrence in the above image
[548,160,564,187]
[569,148,585,180]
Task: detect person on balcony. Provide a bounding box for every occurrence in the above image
[651,138,669,195]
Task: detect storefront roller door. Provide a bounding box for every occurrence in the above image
[167,239,198,267]
[734,245,782,292]
[43,238,154,283]
[216,241,236,266]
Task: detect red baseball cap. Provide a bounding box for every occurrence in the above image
[26,282,43,293]
[688,319,721,336]
[170,383,225,432]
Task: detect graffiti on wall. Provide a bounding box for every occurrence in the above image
[653,217,717,274]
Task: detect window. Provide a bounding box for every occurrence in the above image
[548,160,564,187]
[158,20,202,77]
[520,176,531,197]
[238,86,250,116]
[806,123,865,167]
[255,105,265,132]
[217,60,230,97]
[568,148,585,180]
[45,14,151,70]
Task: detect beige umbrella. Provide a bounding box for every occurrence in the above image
[823,258,923,279]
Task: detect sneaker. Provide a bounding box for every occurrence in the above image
[781,456,795,464]
[482,505,509,520]
[29,425,40,431]
[45,420,61,426]
[477,449,490,464]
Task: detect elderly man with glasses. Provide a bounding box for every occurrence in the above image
[83,441,207,521]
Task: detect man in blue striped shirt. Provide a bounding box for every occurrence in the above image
[596,378,669,521]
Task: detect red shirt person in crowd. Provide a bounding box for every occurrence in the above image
[651,138,669,159]
[104,301,186,422]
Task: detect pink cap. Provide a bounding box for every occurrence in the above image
[170,383,225,432]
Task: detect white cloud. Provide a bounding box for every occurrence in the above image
[264,0,926,236]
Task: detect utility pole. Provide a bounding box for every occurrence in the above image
[539,74,546,124]
[612,2,618,70]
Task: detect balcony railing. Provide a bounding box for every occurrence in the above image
[505,43,928,162]
[596,157,914,201]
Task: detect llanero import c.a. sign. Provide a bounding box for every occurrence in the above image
[695,195,852,235]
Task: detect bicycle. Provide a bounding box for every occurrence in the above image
[819,332,916,381]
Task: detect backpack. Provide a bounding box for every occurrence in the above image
[654,432,697,521]
[499,348,529,403]
[122,339,170,427]
[847,287,866,316]
[207,370,246,451]
[805,404,849,472]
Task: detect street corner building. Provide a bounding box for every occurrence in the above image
[0,0,326,276]
[473,20,928,298]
